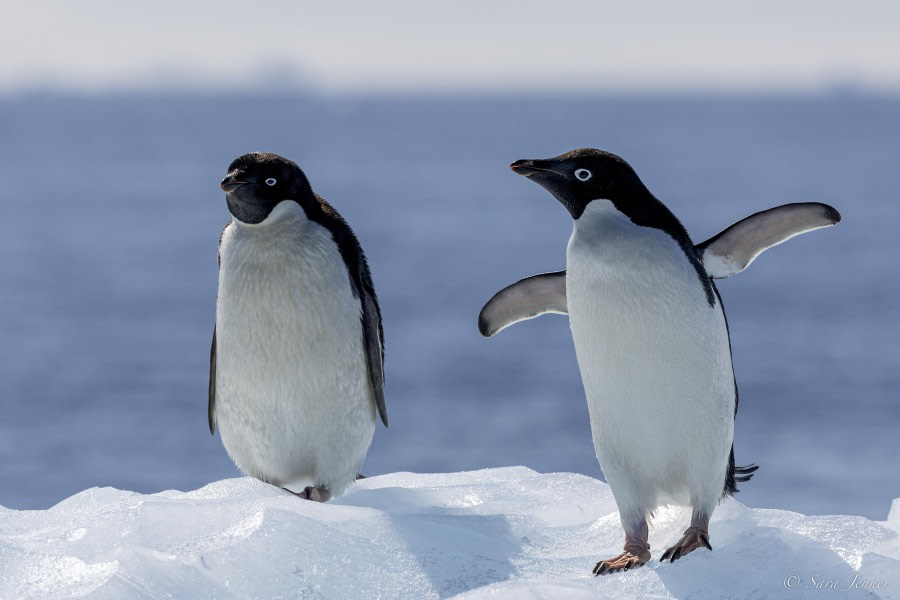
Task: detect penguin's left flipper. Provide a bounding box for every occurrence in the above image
[697,202,841,279]
[208,327,217,435]
[478,271,567,337]
[361,289,388,427]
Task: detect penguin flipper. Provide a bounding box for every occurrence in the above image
[697,202,841,279]
[208,328,217,435]
[209,222,230,435]
[361,290,388,427]
[478,271,567,337]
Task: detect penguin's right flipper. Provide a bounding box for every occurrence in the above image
[210,223,231,435]
[697,202,841,279]
[478,271,567,337]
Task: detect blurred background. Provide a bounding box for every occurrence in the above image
[0,1,897,519]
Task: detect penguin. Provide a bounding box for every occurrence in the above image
[478,148,840,574]
[209,152,387,502]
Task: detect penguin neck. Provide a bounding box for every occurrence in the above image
[601,188,693,248]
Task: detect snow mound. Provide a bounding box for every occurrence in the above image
[1,467,897,599]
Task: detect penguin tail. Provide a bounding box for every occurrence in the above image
[734,463,759,483]
[722,446,759,498]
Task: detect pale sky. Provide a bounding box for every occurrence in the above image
[2,0,899,94]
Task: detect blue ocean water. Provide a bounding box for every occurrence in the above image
[0,93,897,519]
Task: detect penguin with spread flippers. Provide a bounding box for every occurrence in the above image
[210,152,386,501]
[479,148,840,573]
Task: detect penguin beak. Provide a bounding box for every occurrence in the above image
[511,158,576,215]
[510,159,558,178]
[221,174,248,193]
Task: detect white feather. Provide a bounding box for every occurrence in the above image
[566,201,735,526]
[215,201,375,497]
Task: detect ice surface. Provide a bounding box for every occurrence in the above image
[0,468,897,599]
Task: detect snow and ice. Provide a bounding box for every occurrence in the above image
[1,467,897,599]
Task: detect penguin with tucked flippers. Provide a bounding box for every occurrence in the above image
[210,152,387,502]
[479,148,840,573]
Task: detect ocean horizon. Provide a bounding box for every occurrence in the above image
[0,92,897,519]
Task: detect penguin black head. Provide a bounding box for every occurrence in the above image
[511,148,651,220]
[221,152,315,224]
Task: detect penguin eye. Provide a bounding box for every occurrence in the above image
[265,178,277,186]
[574,168,592,182]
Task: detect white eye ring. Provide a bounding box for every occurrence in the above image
[265,178,277,186]
[574,168,592,182]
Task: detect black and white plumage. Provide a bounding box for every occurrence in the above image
[479,148,839,573]
[210,152,386,501]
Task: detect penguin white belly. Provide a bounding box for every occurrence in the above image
[566,201,734,521]
[215,201,375,496]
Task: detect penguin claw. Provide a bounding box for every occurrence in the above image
[283,486,331,502]
[593,551,650,575]
[661,525,712,563]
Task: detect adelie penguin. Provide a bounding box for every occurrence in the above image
[210,152,387,501]
[479,148,840,574]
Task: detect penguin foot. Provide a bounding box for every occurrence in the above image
[660,525,712,562]
[592,550,651,575]
[283,486,331,502]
